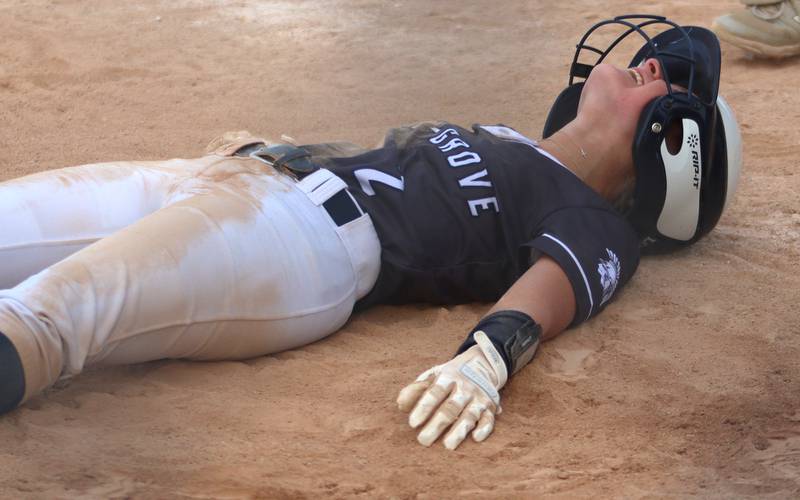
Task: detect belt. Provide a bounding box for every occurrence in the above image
[236,142,363,227]
[321,189,363,226]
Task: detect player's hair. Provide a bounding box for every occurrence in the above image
[543,15,742,254]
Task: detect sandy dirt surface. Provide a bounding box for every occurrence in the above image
[1,0,799,498]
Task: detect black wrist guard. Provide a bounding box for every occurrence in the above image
[456,310,542,376]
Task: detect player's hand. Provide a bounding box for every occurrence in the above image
[396,332,508,450]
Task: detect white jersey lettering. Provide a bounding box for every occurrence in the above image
[438,138,470,153]
[458,169,492,188]
[354,168,405,196]
[448,151,482,168]
[468,197,500,217]
[430,128,459,145]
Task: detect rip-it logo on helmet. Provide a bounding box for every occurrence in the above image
[689,134,701,188]
[542,14,743,254]
[657,119,703,241]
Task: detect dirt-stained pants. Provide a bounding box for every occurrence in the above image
[0,145,381,404]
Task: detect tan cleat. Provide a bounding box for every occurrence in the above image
[712,0,800,58]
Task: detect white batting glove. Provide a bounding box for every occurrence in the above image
[397,331,508,450]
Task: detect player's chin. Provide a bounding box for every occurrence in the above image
[590,63,636,88]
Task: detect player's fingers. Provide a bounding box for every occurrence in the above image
[397,375,435,412]
[471,407,496,442]
[408,376,454,429]
[416,387,471,447]
[442,400,486,450]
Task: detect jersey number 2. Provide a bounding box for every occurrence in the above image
[353,168,404,196]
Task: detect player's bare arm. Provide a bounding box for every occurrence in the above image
[487,255,577,341]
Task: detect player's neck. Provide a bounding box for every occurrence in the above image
[538,121,634,204]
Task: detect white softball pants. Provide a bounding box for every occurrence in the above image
[0,151,381,404]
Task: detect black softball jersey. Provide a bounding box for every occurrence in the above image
[312,122,640,327]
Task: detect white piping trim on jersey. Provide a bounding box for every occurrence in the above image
[541,232,593,321]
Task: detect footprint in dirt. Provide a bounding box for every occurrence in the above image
[539,334,601,382]
[749,426,800,482]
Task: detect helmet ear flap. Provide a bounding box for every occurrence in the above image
[628,97,670,245]
[542,82,585,139]
[631,94,716,254]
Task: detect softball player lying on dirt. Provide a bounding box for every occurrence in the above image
[0,15,741,450]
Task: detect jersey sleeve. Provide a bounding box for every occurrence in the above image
[524,207,640,326]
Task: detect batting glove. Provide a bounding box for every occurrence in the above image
[397,331,508,450]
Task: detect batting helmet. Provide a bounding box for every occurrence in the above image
[543,15,742,254]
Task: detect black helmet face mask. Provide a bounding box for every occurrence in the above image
[543,15,738,254]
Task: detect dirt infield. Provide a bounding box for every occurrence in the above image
[1,0,799,498]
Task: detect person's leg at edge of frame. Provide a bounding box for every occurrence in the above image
[0,155,380,414]
[712,0,800,57]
